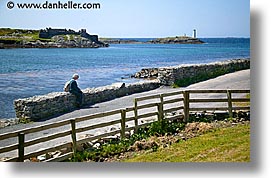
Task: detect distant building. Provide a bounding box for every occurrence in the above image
[39,28,76,38]
[39,28,99,42]
[193,29,197,38]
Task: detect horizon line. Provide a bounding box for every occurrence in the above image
[99,36,250,39]
[0,27,250,39]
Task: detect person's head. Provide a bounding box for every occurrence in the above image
[72,73,79,80]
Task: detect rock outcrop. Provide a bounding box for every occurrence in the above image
[132,68,158,79]
[148,36,204,44]
[0,28,109,48]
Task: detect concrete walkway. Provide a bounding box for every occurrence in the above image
[0,69,250,160]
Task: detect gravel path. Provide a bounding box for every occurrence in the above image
[0,69,250,160]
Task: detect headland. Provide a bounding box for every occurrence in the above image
[0,27,205,48]
[100,36,205,44]
[0,27,109,48]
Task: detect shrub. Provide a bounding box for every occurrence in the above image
[68,119,186,162]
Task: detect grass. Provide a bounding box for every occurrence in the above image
[233,93,250,107]
[123,124,250,162]
[0,28,52,43]
[0,28,39,37]
[68,120,186,162]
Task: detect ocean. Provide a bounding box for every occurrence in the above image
[0,38,250,119]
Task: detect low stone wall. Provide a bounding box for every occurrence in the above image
[14,80,160,121]
[157,58,250,86]
[132,68,158,79]
[14,58,250,121]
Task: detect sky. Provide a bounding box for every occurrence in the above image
[0,0,250,38]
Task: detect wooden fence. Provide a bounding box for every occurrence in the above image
[0,89,250,162]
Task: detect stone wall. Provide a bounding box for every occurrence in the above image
[39,28,79,39]
[14,58,250,121]
[39,28,99,43]
[157,58,250,86]
[133,68,158,78]
[80,32,98,43]
[14,81,160,121]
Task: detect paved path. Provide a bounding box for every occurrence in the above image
[0,69,250,160]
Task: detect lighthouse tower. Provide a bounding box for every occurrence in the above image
[193,29,197,38]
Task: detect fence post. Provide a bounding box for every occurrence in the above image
[70,119,77,155]
[183,91,190,123]
[18,132,25,162]
[157,94,164,122]
[120,109,126,139]
[134,98,138,133]
[181,91,185,122]
[227,90,233,118]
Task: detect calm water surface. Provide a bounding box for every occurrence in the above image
[0,38,250,119]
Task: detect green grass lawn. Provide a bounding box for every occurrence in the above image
[123,124,250,162]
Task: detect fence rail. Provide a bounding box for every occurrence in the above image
[0,89,250,162]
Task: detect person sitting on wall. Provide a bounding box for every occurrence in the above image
[69,73,83,108]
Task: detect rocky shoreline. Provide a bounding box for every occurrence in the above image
[0,28,205,49]
[0,118,20,129]
[0,59,250,128]
[132,58,250,86]
[100,36,205,44]
[0,28,109,49]
[13,58,249,121]
[0,35,109,49]
[148,36,204,44]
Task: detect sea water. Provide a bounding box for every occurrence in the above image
[0,38,250,119]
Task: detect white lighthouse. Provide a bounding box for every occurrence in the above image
[193,29,197,38]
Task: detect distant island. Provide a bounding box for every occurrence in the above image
[147,36,204,44]
[0,28,109,49]
[99,36,205,44]
[0,28,204,49]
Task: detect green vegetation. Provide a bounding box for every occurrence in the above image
[150,35,204,44]
[68,119,186,162]
[124,124,250,162]
[99,37,118,41]
[0,28,20,36]
[155,36,194,41]
[0,28,51,43]
[233,93,250,107]
[67,114,250,162]
[0,28,39,38]
[18,117,33,124]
